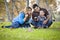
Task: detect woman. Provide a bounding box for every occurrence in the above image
[2,7,32,28]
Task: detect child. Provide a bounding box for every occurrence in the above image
[38,10,47,28]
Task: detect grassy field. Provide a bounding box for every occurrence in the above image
[0,22,60,40]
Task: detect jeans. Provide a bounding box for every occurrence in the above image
[5,21,30,28]
[30,18,52,28]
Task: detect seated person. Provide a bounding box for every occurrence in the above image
[30,4,52,28]
[29,4,40,28]
[2,7,32,28]
[38,9,47,28]
[40,8,53,28]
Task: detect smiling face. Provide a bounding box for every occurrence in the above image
[34,6,40,12]
[40,10,45,16]
[27,9,32,15]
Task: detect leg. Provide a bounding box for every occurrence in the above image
[37,21,42,28]
[29,18,38,27]
[23,23,30,28]
[46,19,53,28]
[2,22,20,28]
[29,18,40,28]
[11,22,20,28]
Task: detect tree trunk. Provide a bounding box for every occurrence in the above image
[36,0,39,5]
[26,0,29,7]
[11,0,15,21]
[45,0,55,21]
[4,0,11,21]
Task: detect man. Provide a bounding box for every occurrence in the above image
[30,4,52,28]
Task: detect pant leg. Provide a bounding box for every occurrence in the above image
[5,22,20,28]
[23,23,30,28]
[4,26,12,28]
[46,19,53,28]
[37,21,42,27]
[11,22,21,28]
[29,18,37,27]
[38,17,46,27]
[32,20,39,27]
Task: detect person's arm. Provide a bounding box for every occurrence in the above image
[24,14,29,22]
[12,12,28,24]
[46,15,50,21]
[43,15,50,24]
[43,9,50,24]
[19,12,26,24]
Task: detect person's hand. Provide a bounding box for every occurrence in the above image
[24,14,29,22]
[25,14,28,18]
[43,20,48,24]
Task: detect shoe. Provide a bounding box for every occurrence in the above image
[2,26,5,28]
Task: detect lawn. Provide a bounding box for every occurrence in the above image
[0,22,60,40]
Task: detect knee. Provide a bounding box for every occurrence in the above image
[12,22,20,28]
[48,20,53,24]
[47,20,53,27]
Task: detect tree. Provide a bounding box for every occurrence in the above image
[26,0,29,7]
[4,0,11,21]
[11,0,15,21]
[45,0,56,21]
[35,0,39,5]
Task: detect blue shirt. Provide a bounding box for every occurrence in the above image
[12,12,25,24]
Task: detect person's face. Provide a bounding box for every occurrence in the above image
[34,7,40,12]
[40,11,45,16]
[27,9,32,15]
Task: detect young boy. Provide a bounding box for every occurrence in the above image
[38,10,47,28]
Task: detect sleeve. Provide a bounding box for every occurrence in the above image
[19,12,25,18]
[32,12,35,20]
[28,17,32,24]
[19,12,25,24]
[44,8,49,17]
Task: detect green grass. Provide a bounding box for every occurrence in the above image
[0,22,60,40]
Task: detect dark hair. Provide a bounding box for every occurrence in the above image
[27,7,32,10]
[32,4,39,9]
[40,8,49,17]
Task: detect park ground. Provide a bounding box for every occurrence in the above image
[0,22,60,40]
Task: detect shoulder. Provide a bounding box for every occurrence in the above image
[40,8,48,13]
[40,8,47,11]
[19,11,24,14]
[19,11,25,15]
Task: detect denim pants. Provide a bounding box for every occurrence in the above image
[5,21,30,28]
[30,18,52,28]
